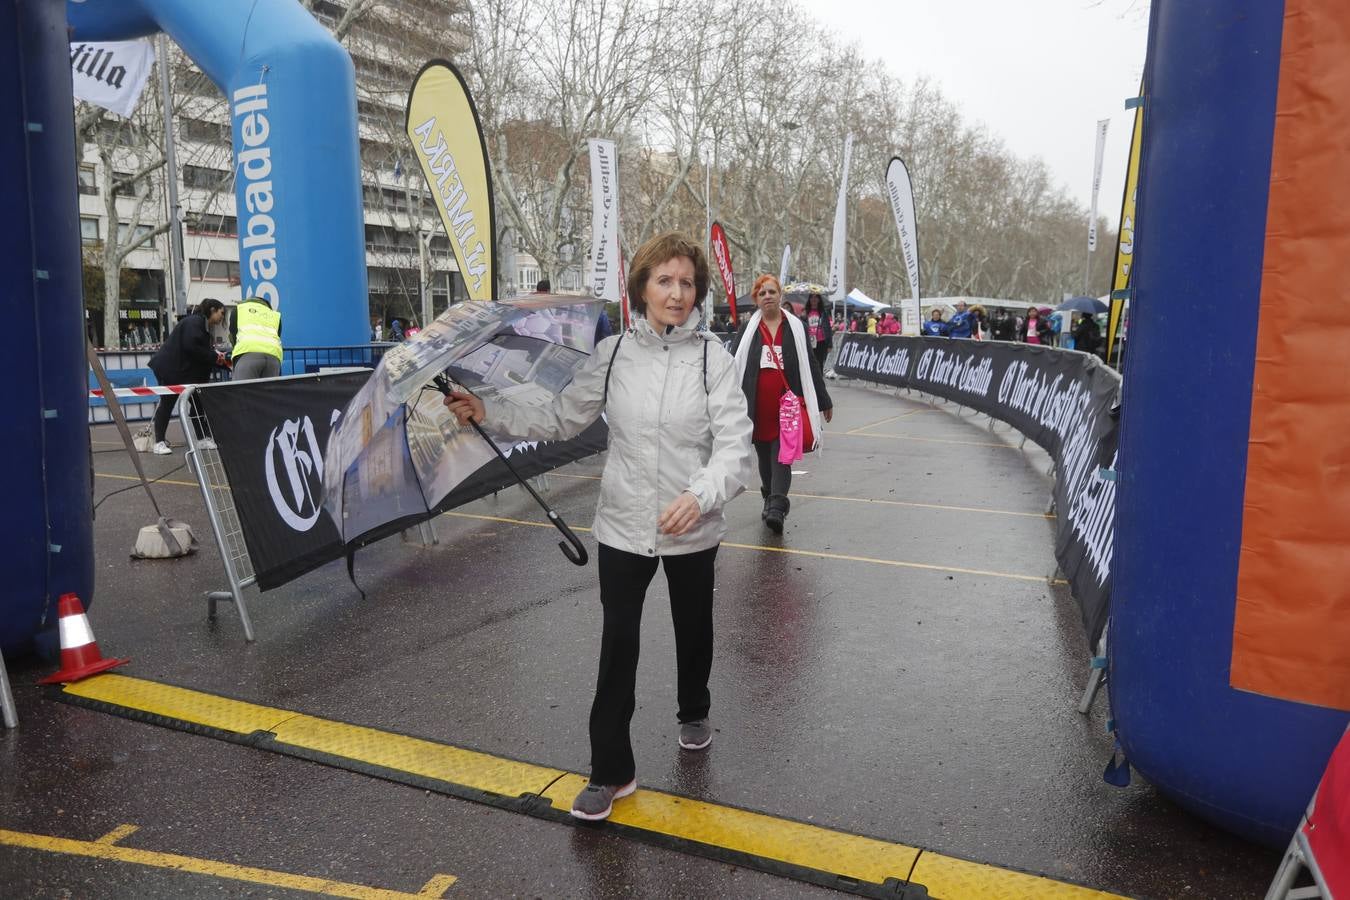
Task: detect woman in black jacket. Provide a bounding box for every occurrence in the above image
[731,275,832,534]
[147,298,226,454]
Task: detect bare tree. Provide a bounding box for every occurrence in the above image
[74,104,173,348]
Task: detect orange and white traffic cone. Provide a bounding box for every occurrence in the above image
[37,593,129,685]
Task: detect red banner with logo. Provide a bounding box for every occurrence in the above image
[710,221,738,327]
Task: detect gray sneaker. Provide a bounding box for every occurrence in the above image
[570,778,637,821]
[679,719,712,750]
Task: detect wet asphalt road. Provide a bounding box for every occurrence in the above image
[0,381,1277,898]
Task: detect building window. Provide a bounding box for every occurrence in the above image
[183,165,231,191]
[78,164,98,196]
[80,217,100,244]
[112,171,152,199]
[186,213,237,236]
[180,117,231,145]
[518,266,541,290]
[190,258,240,282]
[117,222,156,245]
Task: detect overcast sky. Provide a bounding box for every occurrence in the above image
[792,0,1150,214]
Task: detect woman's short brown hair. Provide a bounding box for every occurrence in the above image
[627,231,710,315]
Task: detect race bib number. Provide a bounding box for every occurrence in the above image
[760,345,780,369]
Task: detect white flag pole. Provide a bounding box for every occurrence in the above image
[156,36,188,318]
[827,133,854,321]
[779,244,791,286]
[705,152,712,266]
[1086,118,1110,295]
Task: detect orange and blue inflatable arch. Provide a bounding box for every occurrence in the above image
[1112,0,1350,844]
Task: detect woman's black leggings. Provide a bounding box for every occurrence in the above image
[588,542,718,785]
[152,396,177,443]
[152,394,206,443]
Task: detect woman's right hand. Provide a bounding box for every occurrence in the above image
[444,390,485,426]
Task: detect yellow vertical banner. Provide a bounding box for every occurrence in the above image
[404,61,496,300]
[1107,96,1143,365]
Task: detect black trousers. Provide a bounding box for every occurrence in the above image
[590,542,718,785]
[753,439,792,511]
[152,396,177,442]
[153,394,205,443]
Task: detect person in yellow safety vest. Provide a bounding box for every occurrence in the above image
[231,296,283,380]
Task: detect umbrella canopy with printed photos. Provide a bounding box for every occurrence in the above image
[323,295,606,560]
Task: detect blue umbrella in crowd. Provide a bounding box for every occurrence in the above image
[1056,296,1109,315]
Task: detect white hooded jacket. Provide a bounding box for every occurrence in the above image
[482,314,754,557]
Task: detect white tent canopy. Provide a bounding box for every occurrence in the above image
[844,288,886,311]
[923,295,1038,312]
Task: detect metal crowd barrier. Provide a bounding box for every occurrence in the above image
[175,365,435,643]
[283,343,393,375]
[178,387,259,641]
[1,645,17,728]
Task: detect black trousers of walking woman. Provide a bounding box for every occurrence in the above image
[753,439,792,513]
[590,542,719,786]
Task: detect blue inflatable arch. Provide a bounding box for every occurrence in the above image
[2,0,366,655]
[68,0,369,349]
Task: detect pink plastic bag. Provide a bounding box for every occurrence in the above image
[778,391,804,464]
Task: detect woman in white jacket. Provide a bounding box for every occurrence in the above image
[444,232,754,821]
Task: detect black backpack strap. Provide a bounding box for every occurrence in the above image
[703,339,709,394]
[602,332,624,406]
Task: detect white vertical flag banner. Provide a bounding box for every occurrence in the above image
[1088,118,1110,252]
[586,138,621,306]
[70,40,156,118]
[884,156,923,335]
[826,133,854,309]
[779,244,792,286]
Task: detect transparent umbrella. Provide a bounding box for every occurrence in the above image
[323,295,603,565]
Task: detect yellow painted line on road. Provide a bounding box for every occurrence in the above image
[441,512,1064,585]
[95,823,139,844]
[834,430,1016,449]
[723,541,1066,585]
[0,826,457,899]
[791,491,1054,520]
[58,675,1120,900]
[443,510,592,533]
[95,471,200,488]
[550,468,1050,519]
[844,407,935,435]
[547,477,1052,521]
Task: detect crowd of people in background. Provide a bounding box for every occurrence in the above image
[870,300,1109,359]
[714,298,1110,362]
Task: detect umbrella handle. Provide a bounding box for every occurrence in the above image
[465,419,589,567]
[432,374,589,567]
[546,510,588,566]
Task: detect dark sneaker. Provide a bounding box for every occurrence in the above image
[679,719,712,750]
[570,778,637,821]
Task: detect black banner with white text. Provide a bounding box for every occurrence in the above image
[197,372,608,591]
[197,371,369,591]
[835,335,1119,645]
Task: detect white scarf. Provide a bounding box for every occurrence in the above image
[733,309,823,450]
